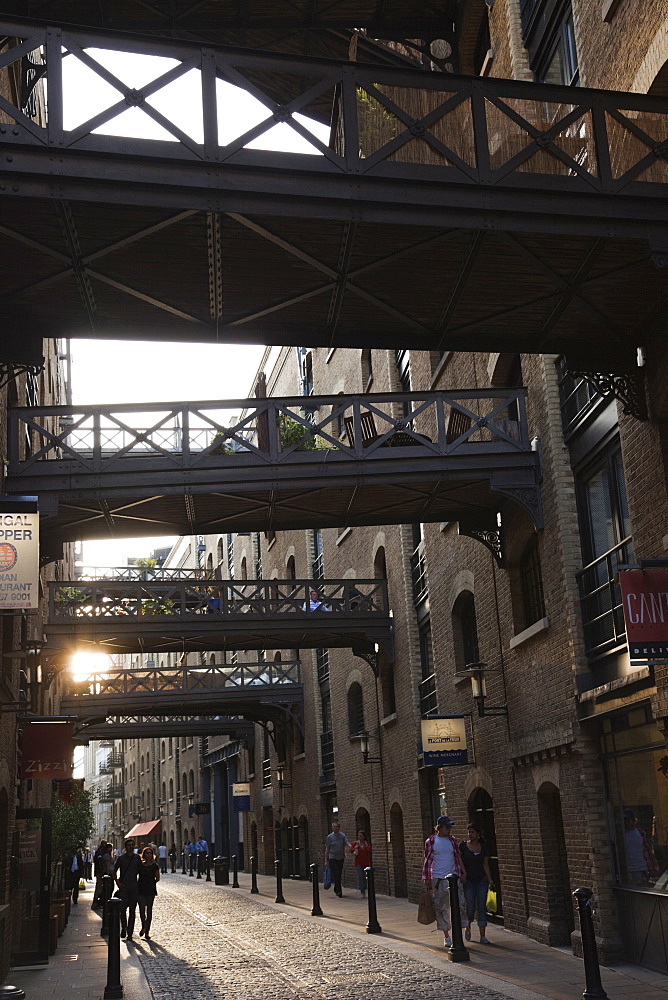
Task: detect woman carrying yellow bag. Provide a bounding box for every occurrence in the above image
[459,823,494,945]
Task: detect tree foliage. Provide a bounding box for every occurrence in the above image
[51,787,95,863]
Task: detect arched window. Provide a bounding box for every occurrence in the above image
[206,552,213,576]
[210,653,216,665]
[241,556,248,580]
[161,741,166,761]
[520,536,546,627]
[146,789,150,809]
[146,751,150,769]
[452,592,480,671]
[361,349,373,390]
[168,737,173,757]
[182,773,188,796]
[286,555,296,580]
[169,778,174,800]
[347,682,365,736]
[140,755,144,773]
[189,770,195,795]
[217,537,224,564]
[161,782,166,804]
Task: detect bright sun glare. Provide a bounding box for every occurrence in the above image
[70,651,113,681]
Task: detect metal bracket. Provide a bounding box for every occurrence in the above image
[353,648,379,677]
[0,361,45,391]
[565,368,647,420]
[457,524,505,568]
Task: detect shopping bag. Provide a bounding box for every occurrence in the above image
[79,878,86,889]
[417,889,436,925]
[486,887,498,914]
[323,866,332,890]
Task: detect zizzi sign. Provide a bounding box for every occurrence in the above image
[0,512,39,609]
[421,716,469,766]
[619,569,668,660]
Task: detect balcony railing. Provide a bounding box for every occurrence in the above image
[10,390,532,474]
[49,579,388,622]
[98,783,124,802]
[320,731,335,773]
[419,673,438,717]
[67,661,302,698]
[576,537,634,660]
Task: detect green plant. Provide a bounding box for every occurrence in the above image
[278,414,334,451]
[51,787,94,880]
[210,431,233,455]
[140,597,175,615]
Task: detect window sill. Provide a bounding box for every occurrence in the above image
[336,527,352,546]
[509,616,549,649]
[381,712,397,728]
[293,752,306,761]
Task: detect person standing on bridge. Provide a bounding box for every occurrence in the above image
[305,589,330,612]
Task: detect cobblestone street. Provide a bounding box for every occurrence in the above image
[131,878,518,1000]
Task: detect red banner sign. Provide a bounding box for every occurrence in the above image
[21,722,74,779]
[619,569,668,661]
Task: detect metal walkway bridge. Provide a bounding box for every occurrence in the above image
[63,661,302,741]
[7,390,542,547]
[1,19,667,370]
[45,577,392,656]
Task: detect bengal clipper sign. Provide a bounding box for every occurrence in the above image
[0,511,39,610]
[619,568,668,662]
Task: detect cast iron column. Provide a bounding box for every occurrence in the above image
[573,888,609,999]
[104,896,123,998]
[310,863,323,916]
[232,854,240,888]
[100,873,113,937]
[250,855,259,894]
[446,873,469,962]
[364,867,382,934]
[274,858,285,904]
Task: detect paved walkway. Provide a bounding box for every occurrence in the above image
[6,873,668,1000]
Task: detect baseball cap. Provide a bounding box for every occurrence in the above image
[436,816,454,827]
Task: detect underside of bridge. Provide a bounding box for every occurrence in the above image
[71,716,256,744]
[1,19,667,373]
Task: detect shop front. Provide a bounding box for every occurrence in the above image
[600,702,668,971]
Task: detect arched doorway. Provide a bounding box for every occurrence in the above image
[355,807,371,841]
[469,788,502,918]
[537,782,574,945]
[390,803,407,897]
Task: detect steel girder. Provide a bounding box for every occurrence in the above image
[0,22,667,367]
[6,391,543,543]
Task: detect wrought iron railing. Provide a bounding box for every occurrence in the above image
[98,782,124,802]
[411,542,428,605]
[262,758,271,788]
[320,731,335,773]
[75,566,206,581]
[67,661,302,697]
[49,578,388,622]
[419,674,438,716]
[576,537,634,659]
[0,21,666,199]
[9,390,532,476]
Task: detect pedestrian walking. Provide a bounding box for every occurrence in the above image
[349,830,372,896]
[138,846,161,939]
[459,822,493,944]
[325,818,350,897]
[196,834,209,874]
[158,842,168,874]
[92,840,114,909]
[169,842,177,873]
[422,815,467,949]
[83,846,93,881]
[114,837,141,941]
[68,850,85,903]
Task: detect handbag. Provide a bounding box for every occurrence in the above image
[417,889,436,925]
[79,877,86,889]
[323,866,332,890]
[486,887,498,914]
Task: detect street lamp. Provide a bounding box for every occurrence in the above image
[454,662,507,718]
[359,731,381,765]
[276,763,291,788]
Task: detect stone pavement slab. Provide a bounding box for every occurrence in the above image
[9,884,152,1000]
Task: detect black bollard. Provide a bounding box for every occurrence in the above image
[221,857,230,885]
[364,867,382,934]
[197,852,203,879]
[181,849,187,875]
[104,896,123,998]
[573,888,609,999]
[206,853,212,882]
[232,854,240,888]
[189,851,194,876]
[250,855,259,894]
[445,873,469,962]
[274,858,285,903]
[100,874,113,937]
[310,863,323,916]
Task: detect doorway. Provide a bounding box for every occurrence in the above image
[537,782,574,945]
[389,803,407,897]
[469,788,503,919]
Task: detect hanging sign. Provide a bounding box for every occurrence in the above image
[232,782,251,812]
[619,569,668,662]
[21,721,74,779]
[421,716,469,766]
[0,510,39,609]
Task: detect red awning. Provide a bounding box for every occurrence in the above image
[126,819,162,840]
